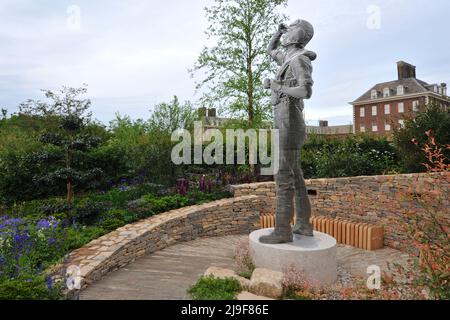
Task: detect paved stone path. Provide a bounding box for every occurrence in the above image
[79,235,411,300]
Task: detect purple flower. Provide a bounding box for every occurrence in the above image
[0,218,24,230]
[37,219,51,230]
[46,277,53,290]
[37,216,59,230]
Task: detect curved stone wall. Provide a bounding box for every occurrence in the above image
[61,172,448,294]
[62,195,261,291]
[230,172,449,250]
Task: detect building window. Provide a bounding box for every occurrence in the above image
[399,119,405,128]
[398,102,404,113]
[360,107,365,117]
[372,106,377,116]
[397,85,404,95]
[360,125,365,133]
[385,123,391,131]
[371,90,378,99]
[383,88,390,98]
[413,100,419,112]
[372,121,378,132]
[384,104,390,114]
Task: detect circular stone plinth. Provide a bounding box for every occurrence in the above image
[249,228,337,286]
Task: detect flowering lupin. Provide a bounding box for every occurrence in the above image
[37,216,59,230]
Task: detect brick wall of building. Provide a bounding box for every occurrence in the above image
[354,97,427,135]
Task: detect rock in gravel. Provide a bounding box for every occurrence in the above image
[249,268,284,299]
[204,267,250,290]
[237,291,274,300]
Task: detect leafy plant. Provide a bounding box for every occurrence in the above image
[390,131,449,299]
[0,275,62,300]
[234,239,255,279]
[393,103,450,173]
[188,276,242,300]
[18,85,104,203]
[300,134,399,179]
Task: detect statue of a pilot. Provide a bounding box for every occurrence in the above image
[259,19,317,244]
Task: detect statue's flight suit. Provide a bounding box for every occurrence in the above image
[259,20,317,244]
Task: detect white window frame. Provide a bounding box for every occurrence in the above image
[399,119,405,128]
[372,125,378,132]
[371,90,378,100]
[413,100,419,112]
[360,125,365,133]
[360,107,365,117]
[372,106,377,116]
[397,85,404,95]
[398,102,404,113]
[383,88,390,98]
[385,123,391,131]
[384,104,390,115]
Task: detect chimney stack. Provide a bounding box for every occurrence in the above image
[319,120,329,127]
[397,61,416,80]
[207,108,217,118]
[198,107,207,118]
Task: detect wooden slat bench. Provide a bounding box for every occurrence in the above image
[259,214,384,251]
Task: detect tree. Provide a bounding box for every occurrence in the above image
[0,108,7,120]
[19,85,103,203]
[148,96,196,133]
[191,0,288,126]
[393,103,450,173]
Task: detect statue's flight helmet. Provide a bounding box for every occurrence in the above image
[281,19,314,48]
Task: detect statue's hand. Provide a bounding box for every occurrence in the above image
[263,79,272,90]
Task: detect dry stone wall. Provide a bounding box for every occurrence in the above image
[230,172,449,250]
[62,195,261,292]
[61,172,448,295]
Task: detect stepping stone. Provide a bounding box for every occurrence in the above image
[249,268,284,299]
[237,291,274,300]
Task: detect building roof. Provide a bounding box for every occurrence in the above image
[351,77,431,104]
[306,124,353,135]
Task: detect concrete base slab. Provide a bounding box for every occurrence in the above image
[249,229,337,286]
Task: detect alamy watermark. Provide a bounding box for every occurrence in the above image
[67,5,82,32]
[366,5,381,30]
[367,265,381,290]
[171,121,280,176]
[66,265,82,290]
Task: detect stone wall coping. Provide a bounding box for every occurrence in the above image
[230,172,449,191]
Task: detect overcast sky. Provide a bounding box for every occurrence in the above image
[1,0,449,125]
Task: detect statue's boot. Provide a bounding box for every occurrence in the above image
[259,227,293,244]
[293,219,314,237]
[259,183,294,244]
[292,182,314,237]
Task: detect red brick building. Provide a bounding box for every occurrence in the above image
[351,61,449,136]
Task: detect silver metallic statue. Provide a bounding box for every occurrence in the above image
[259,20,316,244]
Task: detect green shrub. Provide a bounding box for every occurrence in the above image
[188,276,242,300]
[142,194,189,212]
[301,135,399,179]
[86,183,162,209]
[63,226,106,250]
[71,199,108,225]
[393,103,450,173]
[101,218,125,232]
[5,198,71,219]
[0,275,62,300]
